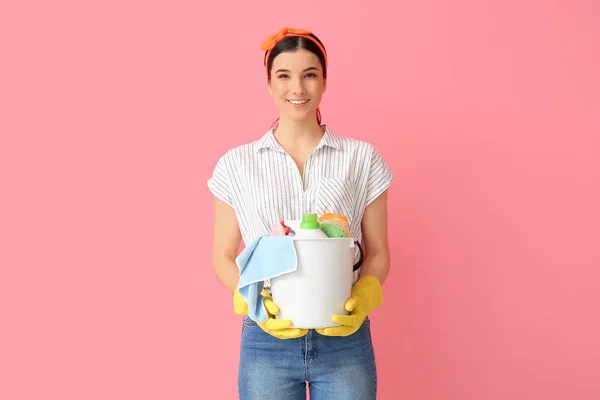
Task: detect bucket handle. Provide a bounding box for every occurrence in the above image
[353,240,364,272]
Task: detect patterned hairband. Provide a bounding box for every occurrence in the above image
[260,27,327,77]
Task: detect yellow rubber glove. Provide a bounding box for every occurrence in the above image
[233,288,249,316]
[257,293,309,340]
[234,288,308,339]
[233,287,274,316]
[316,276,383,337]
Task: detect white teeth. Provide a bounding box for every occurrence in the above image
[288,100,308,105]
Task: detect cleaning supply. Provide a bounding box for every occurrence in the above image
[319,220,349,238]
[257,292,309,339]
[319,212,349,223]
[294,213,328,239]
[270,221,293,236]
[319,213,351,237]
[235,235,297,322]
[316,276,383,337]
[269,228,364,329]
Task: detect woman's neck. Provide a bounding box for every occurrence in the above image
[273,117,324,151]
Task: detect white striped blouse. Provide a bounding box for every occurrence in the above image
[207,125,394,249]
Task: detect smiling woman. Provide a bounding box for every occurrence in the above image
[263,29,327,127]
[268,50,326,125]
[207,27,393,400]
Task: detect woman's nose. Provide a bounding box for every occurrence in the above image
[291,78,305,94]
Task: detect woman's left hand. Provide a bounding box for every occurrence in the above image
[316,276,383,337]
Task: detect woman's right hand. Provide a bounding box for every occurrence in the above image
[257,294,309,340]
[233,288,250,316]
[234,289,308,339]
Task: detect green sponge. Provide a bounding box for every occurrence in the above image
[320,220,349,238]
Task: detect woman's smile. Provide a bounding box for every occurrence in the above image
[287,99,309,106]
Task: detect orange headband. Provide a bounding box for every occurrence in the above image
[260,27,328,78]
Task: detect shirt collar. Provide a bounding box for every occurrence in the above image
[256,125,341,153]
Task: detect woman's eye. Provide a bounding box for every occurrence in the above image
[278,74,289,79]
[306,73,316,78]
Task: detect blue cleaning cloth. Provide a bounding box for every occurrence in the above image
[236,235,297,322]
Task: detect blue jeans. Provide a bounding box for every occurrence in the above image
[239,316,377,399]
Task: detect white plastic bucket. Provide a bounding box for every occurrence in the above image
[269,220,363,329]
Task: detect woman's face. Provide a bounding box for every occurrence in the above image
[268,49,326,123]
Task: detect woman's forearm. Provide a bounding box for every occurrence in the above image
[359,252,390,285]
[212,255,240,294]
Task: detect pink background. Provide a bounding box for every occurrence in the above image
[2,0,599,399]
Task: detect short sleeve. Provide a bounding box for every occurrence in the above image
[207,154,234,207]
[365,146,394,206]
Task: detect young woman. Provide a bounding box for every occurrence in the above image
[208,27,393,400]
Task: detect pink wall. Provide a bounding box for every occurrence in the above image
[2,0,599,399]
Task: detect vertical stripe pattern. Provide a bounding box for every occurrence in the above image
[207,125,394,249]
